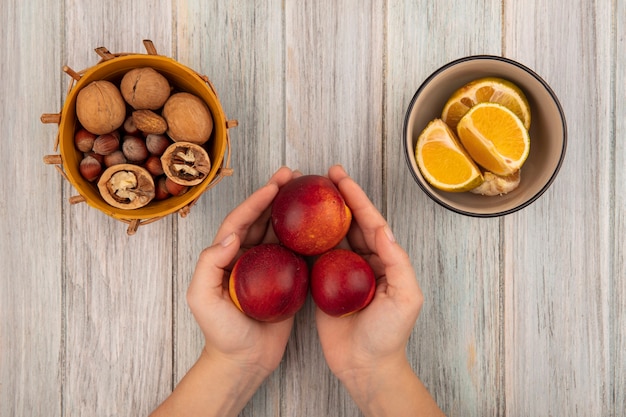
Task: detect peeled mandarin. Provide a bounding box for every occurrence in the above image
[469,170,521,196]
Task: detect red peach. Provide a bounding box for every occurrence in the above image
[271,175,352,256]
[310,249,376,317]
[229,243,309,322]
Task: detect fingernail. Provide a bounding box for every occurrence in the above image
[220,233,236,247]
[383,225,395,243]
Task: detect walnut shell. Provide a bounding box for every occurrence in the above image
[161,142,211,186]
[76,80,126,135]
[97,164,155,210]
[120,67,171,110]
[162,92,214,145]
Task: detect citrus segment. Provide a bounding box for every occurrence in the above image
[415,119,483,192]
[441,77,531,131]
[456,102,530,176]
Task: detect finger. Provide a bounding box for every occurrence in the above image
[374,225,423,306]
[244,167,302,245]
[328,165,386,249]
[327,164,349,183]
[345,220,369,254]
[247,168,304,246]
[187,233,241,309]
[241,205,273,248]
[213,167,294,245]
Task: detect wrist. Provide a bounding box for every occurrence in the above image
[337,352,443,417]
[336,351,409,401]
[151,348,270,417]
[199,346,272,386]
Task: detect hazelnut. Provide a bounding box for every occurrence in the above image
[162,92,213,144]
[79,155,102,182]
[161,142,211,186]
[145,133,172,156]
[74,128,96,152]
[122,136,149,163]
[97,164,155,210]
[76,80,126,135]
[85,151,104,165]
[154,176,171,200]
[132,109,167,135]
[103,150,128,167]
[164,177,189,196]
[120,67,171,110]
[144,155,164,176]
[123,116,140,136]
[93,132,120,156]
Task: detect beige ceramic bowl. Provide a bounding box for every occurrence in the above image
[404,55,567,217]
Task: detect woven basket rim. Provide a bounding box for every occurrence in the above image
[53,45,233,228]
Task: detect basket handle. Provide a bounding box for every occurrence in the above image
[143,39,158,55]
[94,39,159,63]
[94,47,116,61]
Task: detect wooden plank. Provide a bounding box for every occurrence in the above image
[281,1,384,415]
[503,0,613,415]
[173,2,286,416]
[386,1,503,416]
[613,0,625,415]
[61,4,175,415]
[0,2,63,416]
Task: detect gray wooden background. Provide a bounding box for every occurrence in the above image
[1,1,624,416]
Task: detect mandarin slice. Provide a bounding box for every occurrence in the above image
[415,119,483,192]
[456,102,530,176]
[442,77,531,131]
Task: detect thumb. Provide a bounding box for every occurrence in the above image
[374,225,422,302]
[187,233,241,306]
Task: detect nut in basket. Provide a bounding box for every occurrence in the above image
[42,40,237,235]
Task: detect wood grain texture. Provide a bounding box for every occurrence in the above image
[1,1,624,416]
[386,1,503,416]
[173,2,286,416]
[61,3,175,416]
[503,0,615,415]
[613,0,625,415]
[0,1,63,416]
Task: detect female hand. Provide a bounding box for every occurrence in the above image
[315,165,423,376]
[186,166,297,375]
[151,167,300,417]
[315,165,443,416]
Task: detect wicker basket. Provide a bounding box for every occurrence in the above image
[42,40,237,235]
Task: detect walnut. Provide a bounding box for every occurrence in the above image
[76,80,126,135]
[120,67,171,110]
[97,164,155,209]
[160,142,211,186]
[162,92,214,145]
